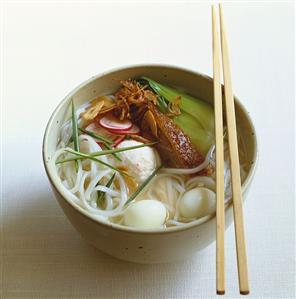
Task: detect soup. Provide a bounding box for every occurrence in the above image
[49,77,247,229]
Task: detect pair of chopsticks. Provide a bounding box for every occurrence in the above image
[212,4,249,295]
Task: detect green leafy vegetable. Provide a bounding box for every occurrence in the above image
[97,173,116,206]
[174,113,214,155]
[140,77,215,155]
[124,164,162,206]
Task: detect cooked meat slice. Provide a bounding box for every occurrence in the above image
[142,103,204,168]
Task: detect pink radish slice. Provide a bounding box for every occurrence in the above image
[99,114,132,131]
[109,124,140,135]
[85,123,119,142]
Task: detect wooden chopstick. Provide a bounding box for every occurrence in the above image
[218,4,250,295]
[211,5,225,295]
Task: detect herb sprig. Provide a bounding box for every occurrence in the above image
[79,127,121,161]
[124,164,162,206]
[56,142,157,164]
[79,127,112,144]
[64,149,129,176]
[71,99,80,171]
[97,173,116,206]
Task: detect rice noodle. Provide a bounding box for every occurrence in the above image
[186,176,216,191]
[94,185,120,197]
[84,170,111,200]
[162,145,215,174]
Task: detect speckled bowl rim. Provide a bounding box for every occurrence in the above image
[42,64,258,235]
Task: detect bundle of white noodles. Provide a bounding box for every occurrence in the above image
[49,134,128,220]
[50,106,246,226]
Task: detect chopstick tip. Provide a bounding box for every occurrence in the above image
[217,290,225,295]
[240,290,250,295]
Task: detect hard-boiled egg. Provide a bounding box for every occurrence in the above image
[123,199,167,229]
[179,187,216,219]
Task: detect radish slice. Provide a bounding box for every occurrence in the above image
[99,114,132,131]
[85,122,119,142]
[109,124,140,135]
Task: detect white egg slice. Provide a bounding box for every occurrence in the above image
[123,199,167,229]
[179,187,216,219]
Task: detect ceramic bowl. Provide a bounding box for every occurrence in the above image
[43,65,258,263]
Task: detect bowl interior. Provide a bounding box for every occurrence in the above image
[43,65,257,232]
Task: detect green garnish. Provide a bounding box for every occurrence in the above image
[124,164,162,206]
[64,149,129,176]
[79,127,113,145]
[78,128,121,161]
[72,99,80,151]
[71,99,80,171]
[101,142,121,161]
[91,142,156,157]
[56,142,157,164]
[137,78,168,113]
[97,173,116,206]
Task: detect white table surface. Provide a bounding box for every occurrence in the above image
[1,1,295,298]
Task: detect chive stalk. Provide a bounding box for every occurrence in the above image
[102,142,121,161]
[79,127,113,144]
[124,164,162,206]
[64,149,129,175]
[97,173,116,206]
[56,142,157,164]
[71,99,80,171]
[79,127,121,161]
